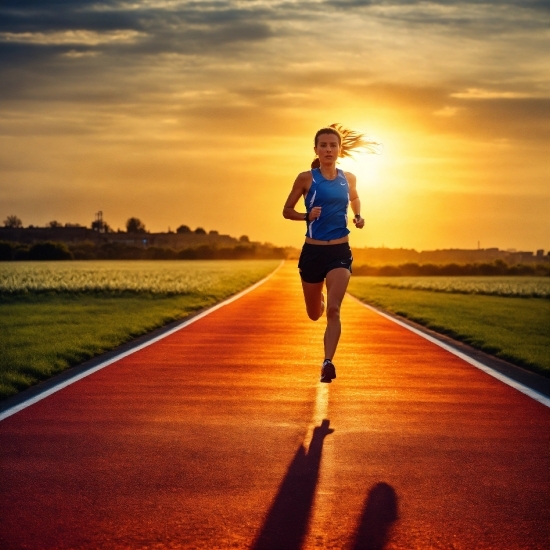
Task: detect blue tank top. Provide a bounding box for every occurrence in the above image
[304,168,350,241]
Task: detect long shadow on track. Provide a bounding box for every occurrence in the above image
[252,418,399,550]
[252,419,334,550]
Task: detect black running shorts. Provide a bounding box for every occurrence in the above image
[298,242,353,284]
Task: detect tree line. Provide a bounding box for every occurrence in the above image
[3,214,243,239]
[1,241,548,275]
[0,240,285,261]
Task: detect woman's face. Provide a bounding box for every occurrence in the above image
[314,133,341,164]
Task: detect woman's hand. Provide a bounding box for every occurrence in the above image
[309,206,322,220]
[353,215,365,229]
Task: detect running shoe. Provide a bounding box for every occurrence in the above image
[320,360,336,383]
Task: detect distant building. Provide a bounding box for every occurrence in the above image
[507,251,534,263]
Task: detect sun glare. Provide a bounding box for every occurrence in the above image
[338,147,386,191]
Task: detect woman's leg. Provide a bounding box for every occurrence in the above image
[323,267,351,360]
[301,279,325,321]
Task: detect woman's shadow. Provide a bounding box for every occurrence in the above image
[351,482,398,550]
[252,419,334,550]
[252,420,398,550]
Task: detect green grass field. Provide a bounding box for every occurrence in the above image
[0,260,279,400]
[374,276,550,298]
[347,277,550,378]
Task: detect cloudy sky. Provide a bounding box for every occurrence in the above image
[1,0,549,250]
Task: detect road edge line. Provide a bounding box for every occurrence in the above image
[0,260,285,422]
[347,294,550,408]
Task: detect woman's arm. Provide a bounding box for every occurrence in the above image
[283,171,320,221]
[346,172,365,229]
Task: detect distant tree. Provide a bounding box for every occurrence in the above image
[194,227,206,235]
[126,217,146,233]
[209,230,219,236]
[48,220,62,228]
[176,224,191,234]
[239,235,250,243]
[91,219,111,233]
[3,215,22,228]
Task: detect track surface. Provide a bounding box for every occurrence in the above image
[1,264,549,549]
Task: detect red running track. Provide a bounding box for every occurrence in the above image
[1,263,549,549]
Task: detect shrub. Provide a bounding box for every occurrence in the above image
[28,242,73,261]
[98,242,143,260]
[378,265,402,276]
[69,241,99,260]
[14,246,30,261]
[144,246,178,260]
[0,241,15,261]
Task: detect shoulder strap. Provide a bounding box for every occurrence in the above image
[311,168,319,184]
[307,169,320,208]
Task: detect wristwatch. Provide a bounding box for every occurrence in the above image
[354,214,361,220]
[304,212,309,221]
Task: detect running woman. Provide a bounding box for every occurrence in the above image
[283,124,377,383]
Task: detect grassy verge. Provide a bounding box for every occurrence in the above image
[0,260,279,400]
[347,277,550,378]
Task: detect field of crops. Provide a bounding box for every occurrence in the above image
[0,260,280,400]
[0,260,280,295]
[348,276,550,378]
[370,276,550,298]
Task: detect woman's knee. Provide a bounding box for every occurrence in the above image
[326,303,340,320]
[307,307,322,321]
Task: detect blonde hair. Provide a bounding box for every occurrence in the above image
[312,123,379,168]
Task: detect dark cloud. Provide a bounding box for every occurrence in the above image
[0,0,548,130]
[436,97,550,142]
[0,1,276,33]
[331,0,549,8]
[0,2,286,79]
[340,80,550,142]
[327,0,550,38]
[1,0,547,39]
[0,9,140,33]
[0,1,283,102]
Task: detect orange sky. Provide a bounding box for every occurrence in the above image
[1,1,549,251]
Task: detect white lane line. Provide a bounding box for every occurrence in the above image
[347,294,550,408]
[302,382,335,549]
[303,383,330,451]
[0,261,285,422]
